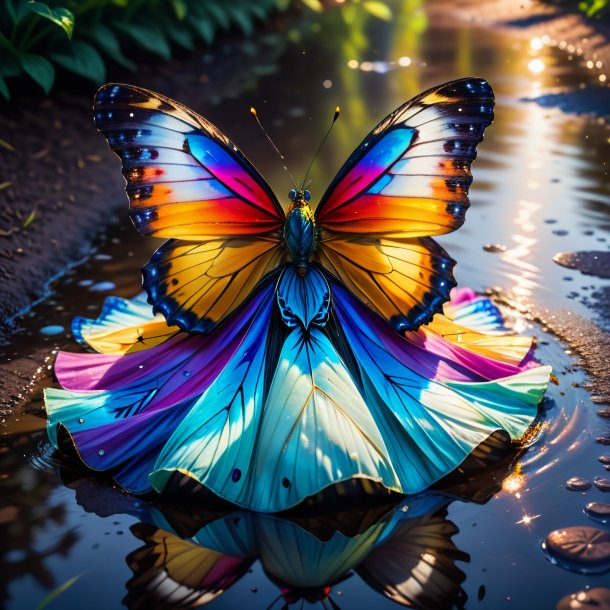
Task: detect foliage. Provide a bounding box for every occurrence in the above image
[0,0,290,101]
[543,0,609,18]
[577,0,609,17]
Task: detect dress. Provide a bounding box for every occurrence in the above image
[44,79,551,513]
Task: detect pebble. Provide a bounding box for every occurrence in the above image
[483,243,506,253]
[594,478,610,492]
[585,502,610,521]
[553,251,610,279]
[39,325,64,336]
[544,526,610,572]
[597,408,610,418]
[597,436,610,446]
[566,477,592,491]
[0,506,19,524]
[556,587,610,610]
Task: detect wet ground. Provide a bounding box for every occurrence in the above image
[1,0,610,608]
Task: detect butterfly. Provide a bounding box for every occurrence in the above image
[44,77,551,512]
[93,78,495,336]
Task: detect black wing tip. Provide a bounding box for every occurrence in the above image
[445,77,494,97]
[142,245,219,335]
[390,245,457,332]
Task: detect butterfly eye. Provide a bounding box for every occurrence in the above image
[304,190,311,201]
[288,188,297,201]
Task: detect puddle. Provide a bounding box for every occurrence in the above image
[1,0,610,608]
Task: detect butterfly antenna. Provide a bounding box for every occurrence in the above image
[251,107,298,188]
[301,105,340,190]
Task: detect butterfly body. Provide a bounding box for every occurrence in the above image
[285,195,316,274]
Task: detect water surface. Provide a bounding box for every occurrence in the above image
[1,1,609,608]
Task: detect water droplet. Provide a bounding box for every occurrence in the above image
[282,477,290,488]
[566,477,591,491]
[98,449,105,456]
[183,371,190,377]
[39,325,64,336]
[251,587,258,593]
[78,418,84,424]
[89,281,116,292]
[232,468,241,482]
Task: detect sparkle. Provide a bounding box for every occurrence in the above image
[517,513,541,525]
[528,58,545,74]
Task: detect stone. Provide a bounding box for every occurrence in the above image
[599,455,610,465]
[556,587,610,610]
[585,502,610,521]
[594,478,610,492]
[545,526,610,572]
[566,477,592,491]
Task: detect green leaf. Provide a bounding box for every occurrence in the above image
[51,40,105,82]
[204,3,231,30]
[362,1,393,20]
[26,3,75,39]
[114,22,171,60]
[6,0,31,24]
[89,24,136,70]
[0,77,9,101]
[170,0,187,20]
[190,17,215,45]
[0,31,15,51]
[0,55,22,78]
[20,53,54,93]
[36,574,84,610]
[249,4,269,19]
[299,0,323,12]
[230,7,254,36]
[165,22,195,50]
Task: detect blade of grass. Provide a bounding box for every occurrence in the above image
[36,573,85,610]
[0,139,15,151]
[22,209,36,229]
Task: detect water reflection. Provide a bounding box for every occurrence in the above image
[0,424,79,608]
[123,499,465,610]
[44,430,526,610]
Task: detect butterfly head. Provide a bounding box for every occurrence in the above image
[288,188,311,207]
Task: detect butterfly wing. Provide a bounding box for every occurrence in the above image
[94,83,285,332]
[315,78,494,331]
[125,523,253,609]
